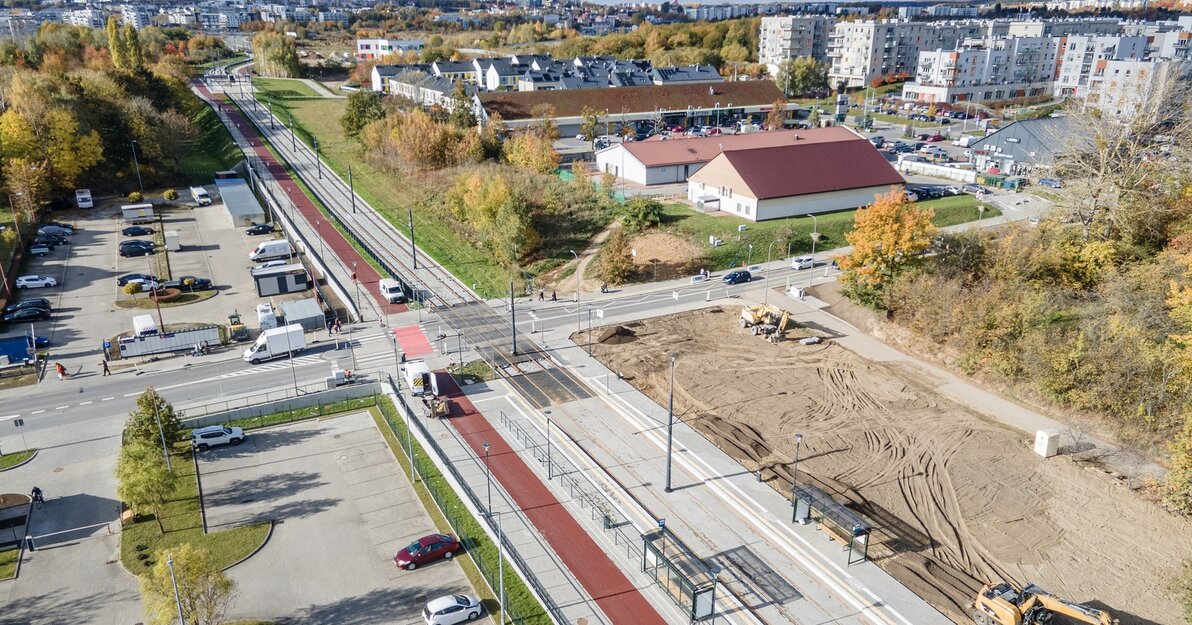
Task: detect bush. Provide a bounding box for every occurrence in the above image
[127,191,144,203]
[150,288,182,303]
[163,189,179,201]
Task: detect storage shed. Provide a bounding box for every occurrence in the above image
[250,263,309,297]
[215,177,266,227]
[280,298,326,333]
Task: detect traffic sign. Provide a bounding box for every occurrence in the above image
[658,518,666,529]
[103,341,111,349]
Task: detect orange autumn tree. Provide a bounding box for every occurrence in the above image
[837,187,936,307]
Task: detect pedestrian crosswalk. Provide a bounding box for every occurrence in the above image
[221,354,324,378]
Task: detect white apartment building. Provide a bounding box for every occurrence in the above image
[164,7,198,26]
[1151,29,1192,61]
[903,36,1061,104]
[1053,34,1147,97]
[62,8,105,29]
[1006,17,1121,37]
[1082,59,1192,120]
[121,5,153,29]
[827,19,991,88]
[356,38,424,61]
[759,15,837,72]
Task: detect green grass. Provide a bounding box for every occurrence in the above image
[0,449,35,471]
[661,195,1000,269]
[451,359,497,384]
[252,77,320,99]
[0,547,17,580]
[219,396,378,431]
[114,290,217,309]
[178,98,241,183]
[371,400,548,625]
[120,447,270,575]
[190,54,248,74]
[261,97,520,297]
[0,371,37,391]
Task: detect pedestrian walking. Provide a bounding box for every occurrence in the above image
[54,362,66,381]
[550,291,557,302]
[30,486,43,508]
[100,360,110,376]
[538,290,545,302]
[333,319,342,334]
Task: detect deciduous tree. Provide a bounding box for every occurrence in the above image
[621,196,664,233]
[504,132,558,174]
[774,57,828,97]
[766,100,787,131]
[125,387,181,449]
[141,544,236,625]
[838,188,936,306]
[579,106,601,141]
[115,440,176,534]
[598,227,635,284]
[340,89,386,138]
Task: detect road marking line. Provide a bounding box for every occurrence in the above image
[123,392,139,397]
[78,401,92,406]
[31,410,44,414]
[101,397,114,401]
[54,406,68,410]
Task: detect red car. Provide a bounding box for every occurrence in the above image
[926,134,946,142]
[394,533,461,570]
[670,125,685,133]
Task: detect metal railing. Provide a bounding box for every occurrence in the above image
[177,369,386,420]
[499,412,644,565]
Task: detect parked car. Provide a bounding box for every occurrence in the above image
[394,534,461,570]
[245,223,274,236]
[423,594,482,625]
[161,276,214,292]
[5,298,51,314]
[925,134,946,142]
[45,221,74,232]
[191,425,246,451]
[943,185,964,196]
[117,273,158,286]
[119,241,155,257]
[37,226,72,237]
[723,270,752,285]
[125,278,162,291]
[1039,178,1063,189]
[15,275,57,289]
[905,190,920,202]
[791,256,815,270]
[122,225,154,236]
[962,184,988,195]
[868,136,885,148]
[34,234,67,247]
[2,307,50,322]
[28,245,50,257]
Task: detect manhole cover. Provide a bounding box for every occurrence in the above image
[53,468,64,473]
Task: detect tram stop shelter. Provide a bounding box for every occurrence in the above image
[792,483,873,565]
[642,524,719,620]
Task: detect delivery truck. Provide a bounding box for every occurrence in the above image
[248,240,294,262]
[402,359,438,397]
[242,323,305,364]
[122,203,155,224]
[75,188,93,209]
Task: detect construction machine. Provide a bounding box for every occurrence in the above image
[972,581,1118,625]
[740,305,793,342]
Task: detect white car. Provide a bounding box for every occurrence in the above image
[127,278,162,291]
[16,275,57,289]
[423,594,482,625]
[191,425,246,451]
[791,256,815,270]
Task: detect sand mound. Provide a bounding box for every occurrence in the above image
[596,325,637,344]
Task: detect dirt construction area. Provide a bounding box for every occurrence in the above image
[587,307,1192,625]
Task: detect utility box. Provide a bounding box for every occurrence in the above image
[1034,429,1060,458]
[164,231,180,252]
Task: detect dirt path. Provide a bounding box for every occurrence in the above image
[543,221,619,293]
[588,308,1192,625]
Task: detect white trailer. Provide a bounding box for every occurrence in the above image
[121,204,155,224]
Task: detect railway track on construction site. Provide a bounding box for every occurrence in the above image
[222,82,592,408]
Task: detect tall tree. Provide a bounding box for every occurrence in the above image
[838,188,936,306]
[774,56,828,97]
[125,387,181,449]
[340,89,386,137]
[141,544,237,625]
[123,23,143,70]
[447,82,476,129]
[115,440,177,534]
[621,196,664,233]
[766,100,787,131]
[106,17,127,69]
[530,103,560,141]
[503,132,558,174]
[579,106,602,141]
[599,227,635,284]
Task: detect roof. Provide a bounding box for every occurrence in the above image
[250,263,304,278]
[213,178,265,219]
[619,127,860,167]
[690,137,904,200]
[279,297,322,321]
[479,81,785,120]
[970,116,1077,152]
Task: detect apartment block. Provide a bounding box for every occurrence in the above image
[759,15,837,71]
[827,19,989,88]
[356,38,423,61]
[62,8,105,29]
[1006,17,1121,37]
[903,36,1061,104]
[1053,34,1147,97]
[1082,59,1192,120]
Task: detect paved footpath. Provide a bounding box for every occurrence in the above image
[193,80,404,320]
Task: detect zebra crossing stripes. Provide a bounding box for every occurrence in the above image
[222,355,324,377]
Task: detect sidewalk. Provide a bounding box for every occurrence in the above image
[192,80,404,322]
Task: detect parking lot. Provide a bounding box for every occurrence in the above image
[197,412,484,625]
[0,188,316,373]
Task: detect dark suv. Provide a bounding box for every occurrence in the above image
[723,270,752,285]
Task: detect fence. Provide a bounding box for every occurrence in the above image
[896,159,978,183]
[498,412,645,565]
[377,379,558,625]
[178,376,382,425]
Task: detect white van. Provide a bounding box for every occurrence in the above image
[248,240,294,262]
[379,278,405,304]
[190,186,212,206]
[951,135,978,148]
[75,189,93,209]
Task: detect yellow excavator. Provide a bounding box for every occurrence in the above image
[972,581,1118,625]
[740,305,793,342]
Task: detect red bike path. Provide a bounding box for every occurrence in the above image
[439,374,668,625]
[194,81,406,317]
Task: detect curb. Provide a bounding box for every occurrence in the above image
[222,519,275,571]
[0,448,39,473]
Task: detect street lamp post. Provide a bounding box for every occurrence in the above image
[764,240,779,305]
[747,243,753,266]
[167,555,186,625]
[495,510,506,622]
[315,219,325,262]
[483,442,492,515]
[348,165,357,213]
[792,432,804,491]
[665,352,677,493]
[152,400,172,471]
[545,417,553,480]
[570,250,579,302]
[314,137,322,179]
[809,214,819,256]
[130,140,144,194]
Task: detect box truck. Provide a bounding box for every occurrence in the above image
[190,186,212,206]
[402,360,438,397]
[122,204,155,224]
[242,323,305,364]
[75,189,93,209]
[133,314,158,337]
[248,240,294,262]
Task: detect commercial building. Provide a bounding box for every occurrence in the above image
[686,133,904,221]
[596,128,861,186]
[966,117,1076,175]
[902,36,1061,104]
[215,177,267,227]
[759,15,837,71]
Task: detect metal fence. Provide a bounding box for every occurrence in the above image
[499,412,644,565]
[180,383,382,430]
[177,370,385,421]
[377,378,561,625]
